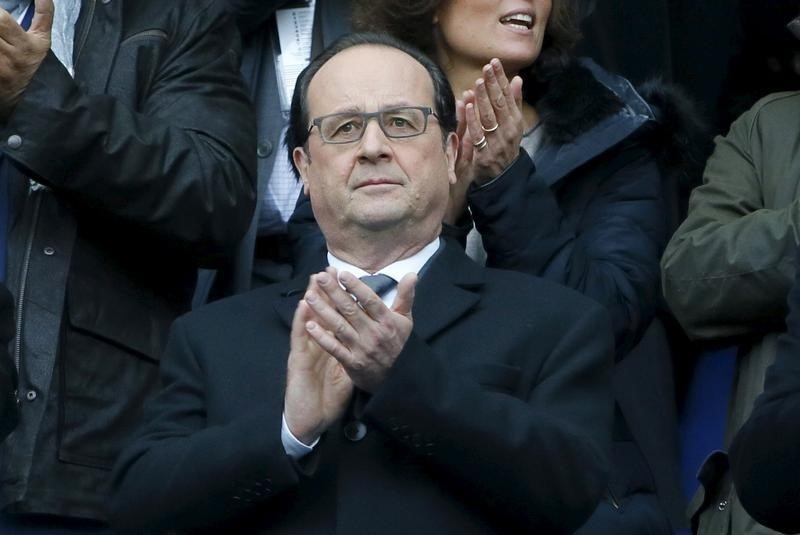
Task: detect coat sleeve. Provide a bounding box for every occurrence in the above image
[468,145,665,356]
[0,0,256,264]
[730,252,800,533]
[109,317,301,533]
[363,299,614,534]
[661,104,798,340]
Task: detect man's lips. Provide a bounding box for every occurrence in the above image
[355,178,402,189]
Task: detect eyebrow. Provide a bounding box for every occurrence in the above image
[323,101,419,115]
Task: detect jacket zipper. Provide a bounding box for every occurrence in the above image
[72,0,95,68]
[13,187,43,375]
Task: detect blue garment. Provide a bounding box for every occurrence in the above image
[0,2,33,281]
[20,1,33,28]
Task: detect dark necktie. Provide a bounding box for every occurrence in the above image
[359,274,397,298]
[0,3,32,282]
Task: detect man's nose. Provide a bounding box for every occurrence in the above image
[356,119,392,162]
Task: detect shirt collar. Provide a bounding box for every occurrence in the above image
[327,237,440,282]
[3,0,32,23]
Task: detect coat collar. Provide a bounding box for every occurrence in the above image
[311,0,352,57]
[533,57,654,188]
[272,239,483,342]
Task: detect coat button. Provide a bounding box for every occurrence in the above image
[718,499,728,511]
[43,246,55,256]
[26,390,37,401]
[257,140,273,159]
[7,135,22,150]
[343,421,367,442]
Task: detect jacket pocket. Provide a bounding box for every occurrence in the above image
[56,269,177,470]
[66,262,175,362]
[470,363,522,395]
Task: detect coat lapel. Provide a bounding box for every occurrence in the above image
[412,241,483,341]
[271,241,482,341]
[272,254,327,329]
[273,288,303,331]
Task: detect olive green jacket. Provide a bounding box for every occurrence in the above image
[662,91,800,535]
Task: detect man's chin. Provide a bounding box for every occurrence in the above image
[352,209,408,232]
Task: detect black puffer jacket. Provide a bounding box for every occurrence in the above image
[0,0,256,521]
[468,57,664,357]
[463,57,702,530]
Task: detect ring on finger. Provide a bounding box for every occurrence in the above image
[473,136,488,150]
[481,122,499,133]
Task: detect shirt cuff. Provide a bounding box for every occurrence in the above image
[281,413,319,460]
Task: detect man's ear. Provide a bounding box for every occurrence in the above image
[444,132,459,185]
[292,146,311,194]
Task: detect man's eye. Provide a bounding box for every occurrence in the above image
[390,117,409,128]
[329,119,362,139]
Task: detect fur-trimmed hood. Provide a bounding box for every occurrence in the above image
[531,57,708,191]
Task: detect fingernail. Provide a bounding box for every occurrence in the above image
[306,321,316,331]
[317,273,330,285]
[491,58,501,69]
[305,292,317,304]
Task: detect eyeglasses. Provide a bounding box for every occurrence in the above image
[308,106,439,144]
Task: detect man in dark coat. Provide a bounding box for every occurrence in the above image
[0,0,255,529]
[111,33,614,534]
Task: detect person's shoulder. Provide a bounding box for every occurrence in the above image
[481,266,608,324]
[736,91,800,136]
[750,91,800,113]
[177,280,298,331]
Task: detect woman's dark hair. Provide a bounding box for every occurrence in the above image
[352,0,581,102]
[286,32,457,177]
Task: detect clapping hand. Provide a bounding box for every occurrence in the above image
[445,58,525,224]
[0,0,54,119]
[302,267,416,393]
[284,268,417,444]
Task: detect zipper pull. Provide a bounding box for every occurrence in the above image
[606,489,621,511]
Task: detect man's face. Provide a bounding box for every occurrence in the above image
[293,45,458,245]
